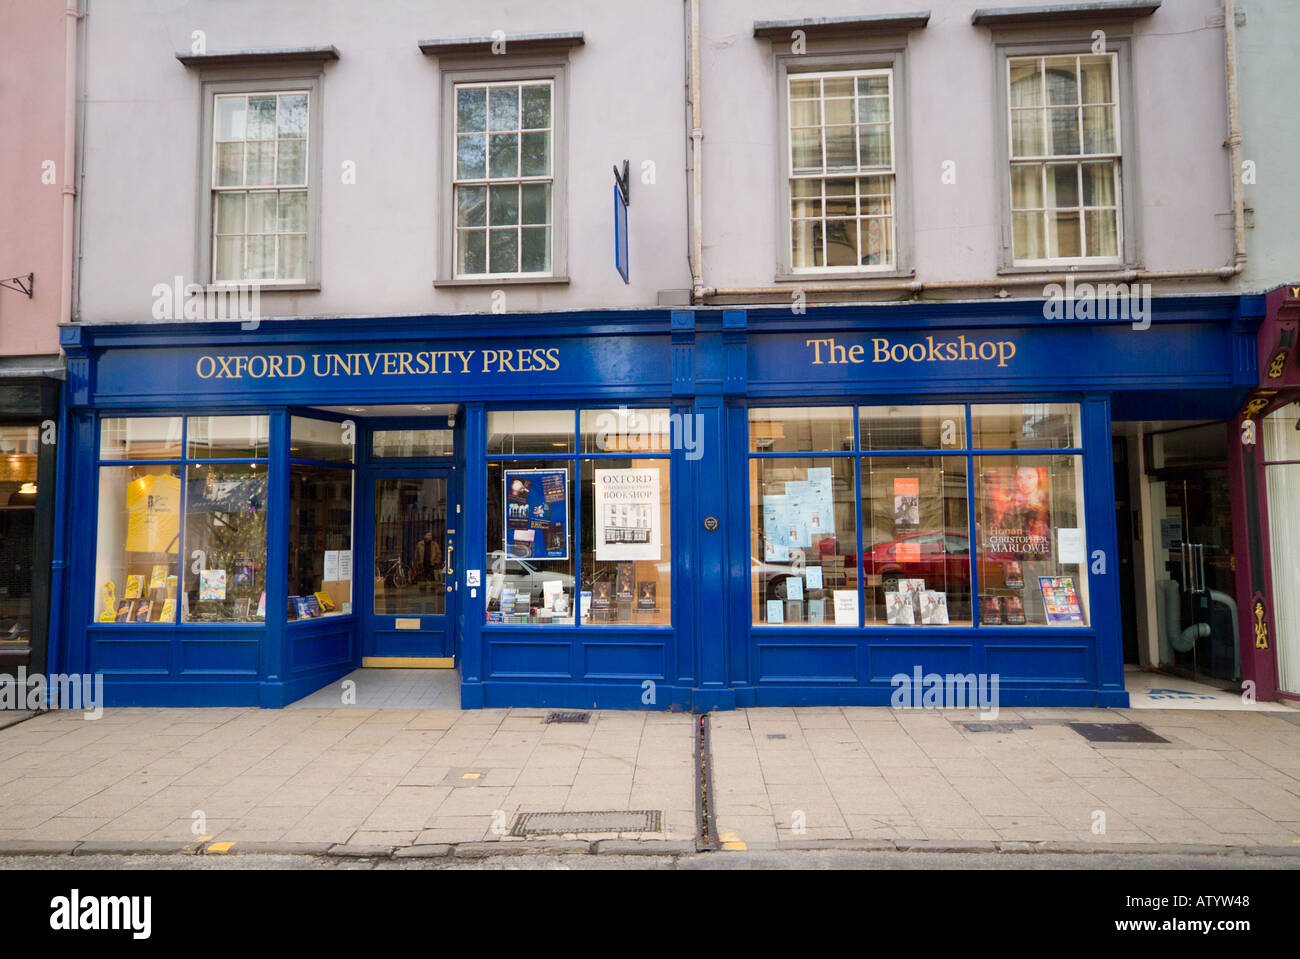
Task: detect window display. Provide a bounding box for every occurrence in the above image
[183,462,268,622]
[94,465,181,623]
[289,465,353,619]
[0,426,39,657]
[487,459,574,624]
[749,403,1089,628]
[582,458,671,626]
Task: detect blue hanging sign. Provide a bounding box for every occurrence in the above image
[613,182,629,284]
[504,467,569,560]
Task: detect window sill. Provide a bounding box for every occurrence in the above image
[998,262,1133,277]
[434,276,570,288]
[774,269,915,283]
[206,282,321,293]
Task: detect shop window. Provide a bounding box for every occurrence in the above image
[371,429,453,458]
[974,454,1088,626]
[1007,54,1122,264]
[748,403,1088,629]
[289,465,354,619]
[94,465,182,624]
[183,462,268,622]
[290,415,355,462]
[487,408,673,627]
[94,416,273,625]
[1263,405,1300,695]
[0,427,39,650]
[751,457,858,625]
[787,70,897,272]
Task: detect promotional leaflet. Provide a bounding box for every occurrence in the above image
[593,467,662,561]
[762,467,835,562]
[504,467,569,560]
[1039,576,1084,624]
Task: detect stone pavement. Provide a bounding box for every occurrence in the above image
[710,706,1300,849]
[0,702,1298,857]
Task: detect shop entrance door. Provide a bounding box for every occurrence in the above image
[1157,469,1239,683]
[364,470,458,663]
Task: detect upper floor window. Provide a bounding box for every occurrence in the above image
[787,69,895,273]
[1007,53,1121,264]
[212,91,310,283]
[453,80,554,277]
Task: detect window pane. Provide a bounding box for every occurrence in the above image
[183,463,269,622]
[1082,161,1116,206]
[1011,108,1044,157]
[520,130,550,176]
[751,458,858,626]
[290,416,355,462]
[1009,61,1043,107]
[247,96,276,139]
[1047,107,1080,155]
[279,189,308,232]
[791,127,823,174]
[858,125,890,167]
[289,465,354,618]
[972,403,1081,449]
[277,93,308,136]
[216,96,246,140]
[1011,164,1042,209]
[245,141,275,186]
[858,96,889,124]
[93,465,181,623]
[277,139,306,185]
[790,99,821,126]
[1085,209,1118,257]
[488,410,574,454]
[457,229,486,275]
[823,77,854,98]
[582,459,671,626]
[1012,211,1045,260]
[488,133,519,178]
[456,134,487,179]
[749,407,853,453]
[278,235,306,280]
[100,417,182,460]
[792,218,823,268]
[975,455,1089,627]
[790,78,819,99]
[246,191,276,233]
[1082,105,1115,154]
[520,227,551,272]
[521,183,551,224]
[581,408,673,453]
[489,228,519,273]
[860,405,967,450]
[215,192,244,234]
[372,430,454,458]
[862,457,972,625]
[1046,162,1079,208]
[861,217,892,266]
[246,235,275,279]
[489,184,519,225]
[187,416,270,458]
[488,85,520,132]
[1079,55,1113,104]
[373,476,445,616]
[824,218,858,266]
[1048,209,1081,258]
[486,460,574,624]
[857,75,888,97]
[216,142,243,186]
[1045,57,1079,105]
[457,185,487,227]
[824,97,853,126]
[456,86,487,133]
[215,237,243,281]
[521,84,551,129]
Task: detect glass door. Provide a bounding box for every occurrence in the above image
[365,471,456,660]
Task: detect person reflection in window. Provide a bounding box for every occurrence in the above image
[415,530,443,590]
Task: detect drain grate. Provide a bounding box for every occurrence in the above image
[1068,722,1169,744]
[544,711,590,724]
[511,810,662,836]
[962,721,1031,733]
[766,733,788,740]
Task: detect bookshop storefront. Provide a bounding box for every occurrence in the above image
[55,294,1262,709]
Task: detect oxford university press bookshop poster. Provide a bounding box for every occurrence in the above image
[504,468,569,560]
[593,468,662,561]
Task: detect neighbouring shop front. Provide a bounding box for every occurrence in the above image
[55,294,1264,709]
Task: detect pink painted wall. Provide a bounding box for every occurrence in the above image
[0,0,69,357]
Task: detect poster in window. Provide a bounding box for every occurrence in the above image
[593,468,661,561]
[762,468,836,563]
[980,466,1051,559]
[893,477,920,529]
[503,467,568,560]
[125,472,181,554]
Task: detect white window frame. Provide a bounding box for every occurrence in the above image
[197,73,323,291]
[786,68,898,276]
[1006,52,1123,268]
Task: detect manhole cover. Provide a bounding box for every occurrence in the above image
[510,810,662,836]
[1068,722,1169,744]
[544,711,590,724]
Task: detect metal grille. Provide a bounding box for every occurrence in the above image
[544,711,590,724]
[961,722,1031,732]
[510,810,662,837]
[1068,722,1169,744]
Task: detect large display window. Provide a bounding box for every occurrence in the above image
[288,417,354,620]
[486,408,672,626]
[749,402,1089,628]
[94,416,270,624]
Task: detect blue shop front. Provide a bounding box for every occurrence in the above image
[55,294,1263,709]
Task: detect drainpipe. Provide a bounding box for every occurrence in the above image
[59,0,79,324]
[688,0,704,303]
[1223,0,1247,274]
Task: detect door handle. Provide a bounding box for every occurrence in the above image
[446,542,454,576]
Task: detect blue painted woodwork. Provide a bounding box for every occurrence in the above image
[55,294,1264,709]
